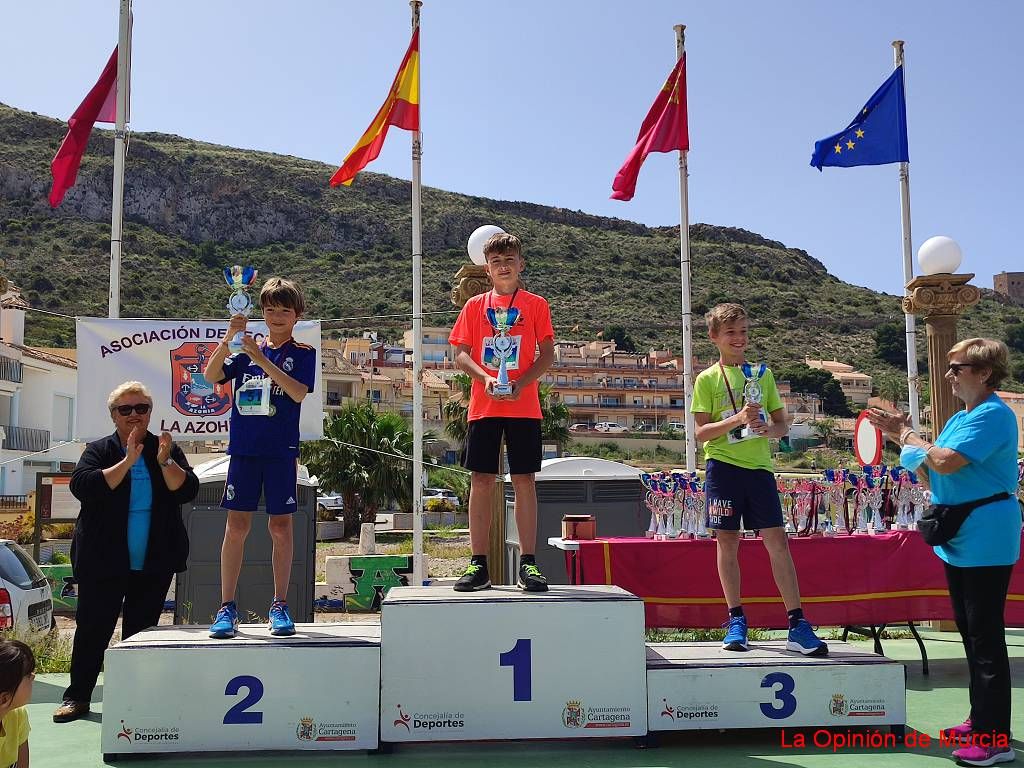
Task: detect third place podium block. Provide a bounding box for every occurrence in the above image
[647,641,907,735]
[101,623,381,757]
[380,585,647,742]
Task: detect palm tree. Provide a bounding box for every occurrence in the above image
[300,402,434,537]
[539,383,571,456]
[442,373,472,446]
[812,416,839,449]
[876,372,906,409]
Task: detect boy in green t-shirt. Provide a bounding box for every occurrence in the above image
[691,303,827,656]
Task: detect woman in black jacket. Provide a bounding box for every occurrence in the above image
[52,381,198,723]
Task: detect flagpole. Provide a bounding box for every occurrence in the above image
[410,0,425,587]
[674,24,696,473]
[892,40,920,432]
[108,0,131,319]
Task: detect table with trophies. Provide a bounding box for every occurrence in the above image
[553,466,1024,661]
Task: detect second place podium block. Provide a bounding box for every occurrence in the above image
[380,585,648,742]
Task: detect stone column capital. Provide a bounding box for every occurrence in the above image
[902,273,981,317]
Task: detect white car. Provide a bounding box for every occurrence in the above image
[316,493,345,514]
[0,540,54,633]
[423,488,461,507]
[568,423,591,433]
[594,422,629,434]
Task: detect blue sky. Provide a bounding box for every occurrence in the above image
[3,1,1020,297]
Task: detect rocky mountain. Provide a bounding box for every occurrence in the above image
[1,102,1022,389]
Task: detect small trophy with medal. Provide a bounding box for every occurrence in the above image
[485,305,520,396]
[738,362,767,439]
[224,265,258,353]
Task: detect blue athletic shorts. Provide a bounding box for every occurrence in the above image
[704,459,784,532]
[222,455,298,515]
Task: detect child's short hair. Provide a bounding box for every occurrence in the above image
[260,277,305,316]
[0,640,34,699]
[483,233,522,259]
[705,303,748,335]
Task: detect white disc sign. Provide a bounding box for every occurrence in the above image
[853,411,883,467]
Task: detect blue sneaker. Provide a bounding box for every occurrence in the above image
[209,601,239,639]
[722,614,749,651]
[268,600,296,637]
[787,618,828,656]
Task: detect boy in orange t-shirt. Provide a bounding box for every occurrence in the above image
[449,232,555,592]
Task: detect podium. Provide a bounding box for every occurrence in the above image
[647,641,906,734]
[101,623,381,758]
[380,585,648,742]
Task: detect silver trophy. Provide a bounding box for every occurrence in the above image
[485,306,520,396]
[740,362,767,439]
[224,265,258,353]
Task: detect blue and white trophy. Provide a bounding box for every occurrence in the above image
[485,305,520,396]
[740,362,767,439]
[224,265,258,353]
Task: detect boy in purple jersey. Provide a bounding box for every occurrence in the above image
[203,277,316,638]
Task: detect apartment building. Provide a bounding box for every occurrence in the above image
[804,357,873,406]
[0,285,83,496]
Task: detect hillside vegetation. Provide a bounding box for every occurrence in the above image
[2,103,1022,389]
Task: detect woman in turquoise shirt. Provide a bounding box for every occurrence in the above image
[871,338,1020,767]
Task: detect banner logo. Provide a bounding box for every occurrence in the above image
[170,342,232,417]
[562,700,585,729]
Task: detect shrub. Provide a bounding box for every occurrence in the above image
[425,498,456,515]
[49,550,71,565]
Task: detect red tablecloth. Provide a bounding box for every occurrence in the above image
[571,531,1024,629]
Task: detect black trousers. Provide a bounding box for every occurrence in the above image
[63,570,173,703]
[944,561,1014,739]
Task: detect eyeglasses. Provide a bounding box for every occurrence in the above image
[947,363,977,376]
[112,403,151,416]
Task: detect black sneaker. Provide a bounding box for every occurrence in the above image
[453,563,491,592]
[517,562,549,592]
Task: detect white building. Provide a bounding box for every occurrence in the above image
[0,284,83,497]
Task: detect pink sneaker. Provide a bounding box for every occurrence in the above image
[951,744,1015,766]
[941,718,973,739]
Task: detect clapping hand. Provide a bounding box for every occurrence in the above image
[866,407,910,442]
[124,426,144,462]
[157,432,174,465]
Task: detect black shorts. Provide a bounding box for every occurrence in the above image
[463,417,542,475]
[704,459,785,531]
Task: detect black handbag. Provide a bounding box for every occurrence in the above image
[917,492,1012,546]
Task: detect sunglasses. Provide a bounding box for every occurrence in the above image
[946,363,977,376]
[112,403,151,416]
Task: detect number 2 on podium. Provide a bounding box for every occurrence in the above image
[224,675,264,724]
[499,639,532,701]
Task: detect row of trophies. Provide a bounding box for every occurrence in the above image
[640,465,931,539]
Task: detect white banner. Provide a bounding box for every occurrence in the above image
[75,318,324,442]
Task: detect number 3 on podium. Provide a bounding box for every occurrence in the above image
[499,639,532,702]
[760,672,797,719]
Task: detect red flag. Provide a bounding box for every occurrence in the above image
[611,55,689,202]
[49,47,118,208]
[330,30,420,187]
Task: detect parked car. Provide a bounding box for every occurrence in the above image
[568,423,591,433]
[423,488,461,507]
[594,422,628,434]
[0,540,53,632]
[666,421,686,432]
[316,492,345,514]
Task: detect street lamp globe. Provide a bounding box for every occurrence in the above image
[917,236,962,275]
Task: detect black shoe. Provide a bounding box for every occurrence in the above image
[517,562,549,592]
[453,563,491,592]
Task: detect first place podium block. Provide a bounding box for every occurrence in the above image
[380,585,647,742]
[101,623,381,758]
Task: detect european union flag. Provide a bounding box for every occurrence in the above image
[810,66,909,170]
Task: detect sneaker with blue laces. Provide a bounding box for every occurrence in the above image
[787,618,828,656]
[209,601,239,639]
[722,614,749,651]
[269,599,296,636]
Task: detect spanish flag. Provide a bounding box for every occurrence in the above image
[330,29,420,187]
